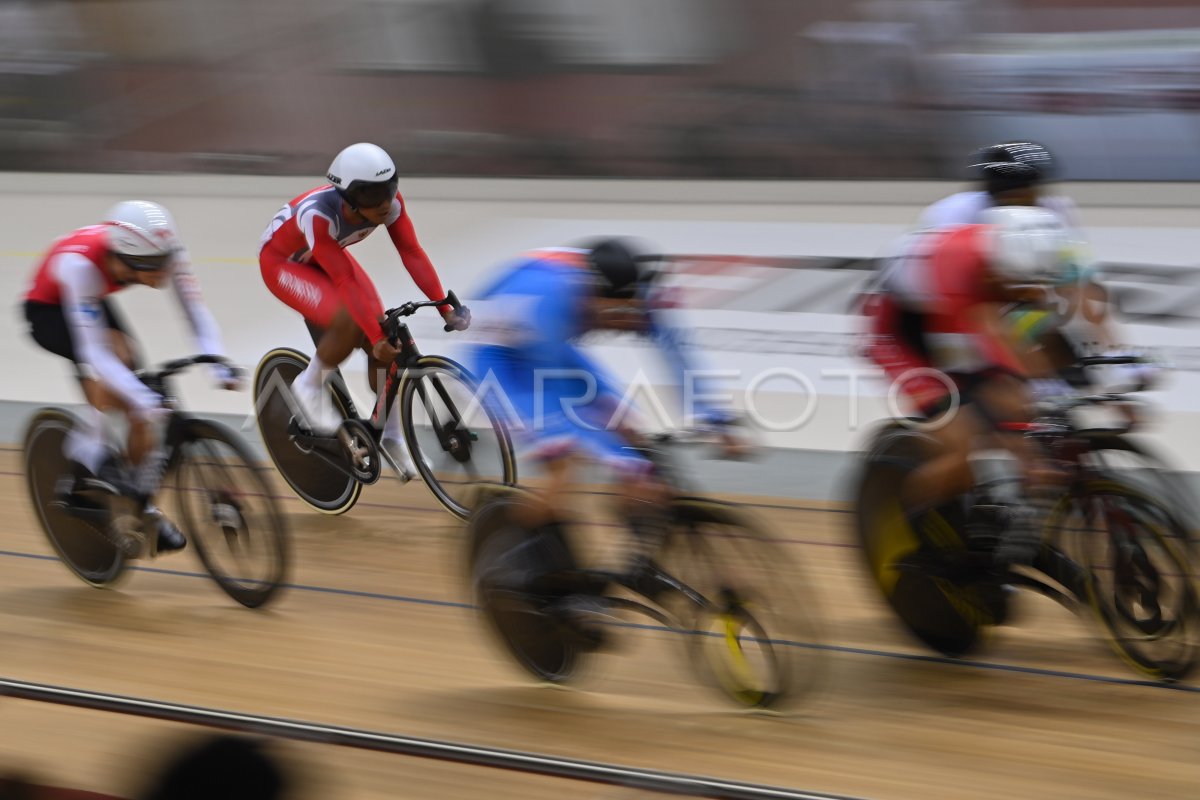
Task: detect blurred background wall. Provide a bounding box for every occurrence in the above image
[2,0,1198,180]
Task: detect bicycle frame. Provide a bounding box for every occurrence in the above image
[283,293,475,476]
[371,302,475,462]
[56,354,237,560]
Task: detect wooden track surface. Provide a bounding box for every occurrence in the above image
[0,449,1197,800]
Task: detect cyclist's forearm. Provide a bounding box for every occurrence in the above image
[171,268,225,356]
[76,336,159,415]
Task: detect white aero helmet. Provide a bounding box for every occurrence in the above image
[104,200,181,270]
[980,205,1072,286]
[326,142,398,209]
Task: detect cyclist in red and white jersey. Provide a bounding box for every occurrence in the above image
[916,142,1146,389]
[22,200,237,553]
[259,142,469,461]
[864,205,1075,562]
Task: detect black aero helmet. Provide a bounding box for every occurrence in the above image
[969,141,1055,195]
[582,237,654,299]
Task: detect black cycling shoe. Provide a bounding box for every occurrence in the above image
[145,507,187,554]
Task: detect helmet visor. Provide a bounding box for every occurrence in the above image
[116,251,173,271]
[347,178,399,209]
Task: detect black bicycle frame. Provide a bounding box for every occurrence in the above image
[371,317,472,460]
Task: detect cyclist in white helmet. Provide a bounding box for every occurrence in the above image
[864,205,1076,568]
[23,200,238,554]
[915,142,1147,390]
[259,142,470,465]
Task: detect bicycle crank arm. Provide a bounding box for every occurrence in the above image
[1004,571,1079,609]
[312,445,376,485]
[603,596,677,628]
[49,500,110,525]
[1032,546,1092,602]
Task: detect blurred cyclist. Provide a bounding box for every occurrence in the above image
[864,205,1076,567]
[919,142,1149,390]
[920,141,1071,229]
[22,200,237,554]
[468,238,742,638]
[258,142,470,468]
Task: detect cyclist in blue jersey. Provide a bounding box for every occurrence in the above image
[468,238,742,633]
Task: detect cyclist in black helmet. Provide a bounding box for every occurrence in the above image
[467,236,744,644]
[908,141,1148,390]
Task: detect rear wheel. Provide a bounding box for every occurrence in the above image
[253,348,360,514]
[23,409,128,588]
[171,419,290,608]
[853,423,992,657]
[400,355,517,520]
[468,493,586,684]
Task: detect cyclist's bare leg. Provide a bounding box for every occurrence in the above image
[972,378,1059,486]
[74,382,156,470]
[68,334,171,550]
[900,409,980,513]
[902,369,1052,512]
[314,306,362,367]
[66,329,144,473]
[512,454,576,529]
[613,470,672,595]
[295,306,360,394]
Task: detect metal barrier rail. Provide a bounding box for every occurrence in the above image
[0,678,863,800]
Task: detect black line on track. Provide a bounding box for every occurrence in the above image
[1,547,1196,693]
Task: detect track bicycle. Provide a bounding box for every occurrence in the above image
[854,356,1198,680]
[23,355,289,608]
[254,292,517,520]
[467,431,825,710]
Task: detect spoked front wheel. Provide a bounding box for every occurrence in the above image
[400,355,517,520]
[23,409,128,588]
[665,498,826,710]
[1051,480,1199,681]
[253,347,361,514]
[171,419,290,608]
[468,493,587,684]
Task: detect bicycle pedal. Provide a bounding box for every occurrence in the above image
[210,502,244,531]
[106,516,146,559]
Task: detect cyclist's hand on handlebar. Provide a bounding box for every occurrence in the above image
[717,429,754,461]
[1028,377,1074,403]
[214,364,245,391]
[442,305,471,332]
[1025,377,1074,417]
[372,337,402,363]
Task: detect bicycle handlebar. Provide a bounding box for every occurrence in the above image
[1077,354,1152,367]
[383,291,467,337]
[136,354,238,384]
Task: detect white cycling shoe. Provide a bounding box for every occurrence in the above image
[291,380,342,435]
